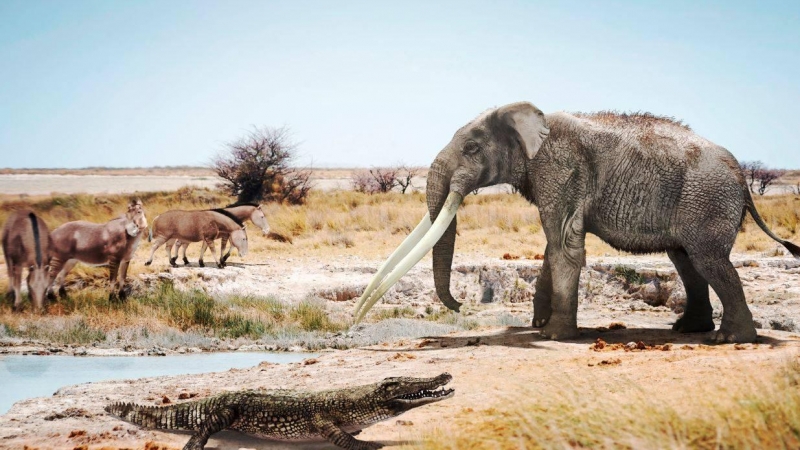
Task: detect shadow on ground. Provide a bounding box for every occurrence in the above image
[365,326,791,352]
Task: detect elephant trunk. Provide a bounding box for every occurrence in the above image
[352,152,463,323]
[427,157,462,312]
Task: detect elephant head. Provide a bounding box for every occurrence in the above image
[354,102,549,322]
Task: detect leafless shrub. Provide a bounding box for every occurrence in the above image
[396,164,421,193]
[351,167,397,193]
[756,169,785,196]
[740,160,765,194]
[212,126,313,204]
[740,161,785,196]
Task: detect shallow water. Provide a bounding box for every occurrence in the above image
[0,352,313,414]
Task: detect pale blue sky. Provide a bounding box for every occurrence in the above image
[1,1,798,169]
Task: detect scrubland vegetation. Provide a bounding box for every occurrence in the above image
[419,359,800,450]
[1,186,799,348]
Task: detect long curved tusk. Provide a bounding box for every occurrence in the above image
[353,212,432,318]
[354,192,463,323]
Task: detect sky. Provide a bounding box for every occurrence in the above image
[1,1,798,169]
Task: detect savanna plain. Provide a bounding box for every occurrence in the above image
[1,170,799,449]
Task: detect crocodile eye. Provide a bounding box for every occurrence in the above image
[463,141,481,156]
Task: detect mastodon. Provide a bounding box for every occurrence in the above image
[355,102,800,343]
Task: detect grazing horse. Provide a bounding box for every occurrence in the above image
[146,209,248,268]
[172,203,268,266]
[48,200,147,300]
[1,210,52,311]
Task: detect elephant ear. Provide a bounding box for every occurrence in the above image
[503,102,550,160]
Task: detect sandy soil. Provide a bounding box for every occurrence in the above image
[1,253,799,449]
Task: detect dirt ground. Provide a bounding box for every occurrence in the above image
[1,252,799,449]
[1,327,798,449]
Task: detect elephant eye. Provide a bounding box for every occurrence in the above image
[463,141,482,155]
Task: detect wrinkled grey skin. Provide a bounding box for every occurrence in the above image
[427,102,800,343]
[1,210,52,311]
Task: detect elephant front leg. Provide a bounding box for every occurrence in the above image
[540,212,585,340]
[532,244,553,327]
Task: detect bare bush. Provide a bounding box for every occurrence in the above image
[396,165,421,193]
[740,160,785,196]
[757,168,785,196]
[212,126,312,204]
[351,165,420,194]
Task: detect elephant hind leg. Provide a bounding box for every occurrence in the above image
[687,253,756,343]
[667,249,714,333]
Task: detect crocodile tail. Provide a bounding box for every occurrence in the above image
[744,188,800,258]
[105,402,196,431]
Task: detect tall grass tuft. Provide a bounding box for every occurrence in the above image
[418,361,800,450]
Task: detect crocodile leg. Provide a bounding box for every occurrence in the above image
[313,417,383,450]
[182,407,236,450]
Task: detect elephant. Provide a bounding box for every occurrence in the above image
[354,102,800,343]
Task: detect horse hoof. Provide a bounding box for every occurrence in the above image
[58,287,68,299]
[183,257,190,265]
[199,260,205,268]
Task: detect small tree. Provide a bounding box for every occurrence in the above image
[740,160,764,194]
[396,164,421,194]
[212,126,312,204]
[351,164,421,194]
[756,168,785,196]
[351,167,398,194]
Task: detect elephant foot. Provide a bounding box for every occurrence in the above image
[532,317,549,328]
[672,314,714,333]
[199,260,205,268]
[713,324,757,344]
[540,317,579,340]
[58,287,68,300]
[183,257,190,265]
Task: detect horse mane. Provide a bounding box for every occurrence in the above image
[225,202,259,208]
[209,208,245,227]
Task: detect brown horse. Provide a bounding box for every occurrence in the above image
[48,200,147,300]
[2,210,52,311]
[146,209,248,268]
[172,203,268,266]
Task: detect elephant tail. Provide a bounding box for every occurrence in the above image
[744,188,800,258]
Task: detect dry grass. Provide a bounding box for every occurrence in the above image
[417,359,800,450]
[1,187,799,276]
[0,282,348,344]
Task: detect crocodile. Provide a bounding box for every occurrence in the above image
[105,373,454,450]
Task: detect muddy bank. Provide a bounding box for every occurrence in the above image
[1,326,798,449]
